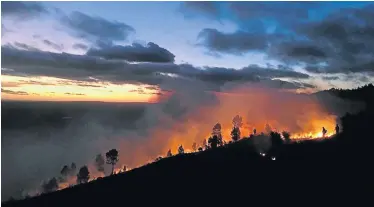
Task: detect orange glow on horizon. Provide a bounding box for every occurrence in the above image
[1,75,162,103]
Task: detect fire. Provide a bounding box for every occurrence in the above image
[111,85,339,170]
[151,85,338,152]
[24,85,340,197]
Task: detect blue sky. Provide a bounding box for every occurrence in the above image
[1,1,374,101]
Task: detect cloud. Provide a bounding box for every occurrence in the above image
[72,43,89,50]
[43,39,64,51]
[190,3,374,75]
[11,42,40,51]
[270,4,374,75]
[228,2,318,23]
[322,76,340,81]
[1,1,48,19]
[180,1,221,19]
[1,88,29,95]
[86,42,175,63]
[197,29,268,55]
[181,2,320,28]
[61,11,135,44]
[1,46,311,91]
[64,92,86,96]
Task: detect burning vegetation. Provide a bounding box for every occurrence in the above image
[19,85,344,198]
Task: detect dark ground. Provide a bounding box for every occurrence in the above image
[2,84,374,206]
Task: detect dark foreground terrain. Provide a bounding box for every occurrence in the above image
[3,84,374,206]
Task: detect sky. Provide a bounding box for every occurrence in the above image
[1,1,374,102]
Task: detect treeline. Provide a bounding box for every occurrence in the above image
[39,149,121,195]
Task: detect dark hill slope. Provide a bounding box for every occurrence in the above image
[4,84,374,206]
[3,138,373,207]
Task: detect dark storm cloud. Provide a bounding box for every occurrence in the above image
[43,39,64,51]
[86,42,175,63]
[188,2,374,75]
[1,46,311,90]
[72,43,89,50]
[1,88,29,96]
[1,1,48,18]
[61,11,135,44]
[283,4,374,74]
[197,29,268,55]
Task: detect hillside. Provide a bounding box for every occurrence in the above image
[3,134,373,206]
[3,84,374,206]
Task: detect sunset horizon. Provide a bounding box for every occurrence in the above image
[1,1,373,204]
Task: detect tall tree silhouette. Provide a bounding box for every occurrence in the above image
[212,123,223,146]
[60,165,69,178]
[42,177,58,193]
[178,145,184,154]
[70,162,77,176]
[106,149,119,175]
[208,135,219,149]
[76,166,90,184]
[231,127,240,142]
[95,154,105,174]
[231,115,242,141]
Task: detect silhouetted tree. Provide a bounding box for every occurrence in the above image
[76,166,90,184]
[208,135,219,149]
[155,156,163,162]
[70,162,77,176]
[178,145,184,154]
[42,177,58,193]
[282,131,291,143]
[106,149,119,175]
[198,147,203,152]
[95,154,105,174]
[231,127,240,142]
[167,149,173,157]
[122,166,127,172]
[192,142,197,152]
[253,128,257,135]
[60,165,70,177]
[212,123,223,146]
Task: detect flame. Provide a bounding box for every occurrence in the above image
[25,85,339,196]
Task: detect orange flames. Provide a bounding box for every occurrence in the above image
[111,85,338,171]
[29,85,339,196]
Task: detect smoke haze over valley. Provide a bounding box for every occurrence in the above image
[1,1,374,203]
